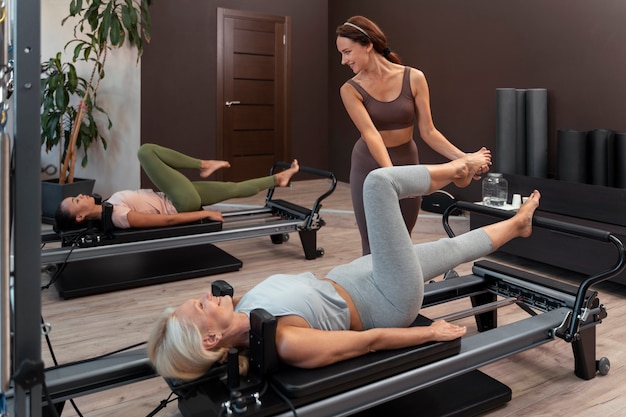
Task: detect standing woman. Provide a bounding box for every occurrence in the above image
[336,16,488,255]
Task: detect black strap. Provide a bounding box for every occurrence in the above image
[100,201,114,234]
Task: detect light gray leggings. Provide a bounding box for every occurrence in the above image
[328,165,494,329]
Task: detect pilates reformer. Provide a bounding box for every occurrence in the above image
[39,162,337,299]
[156,202,626,417]
[25,201,625,417]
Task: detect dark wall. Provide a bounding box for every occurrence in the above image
[143,1,626,202]
[329,0,626,201]
[141,0,329,175]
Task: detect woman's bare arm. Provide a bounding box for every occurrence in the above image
[126,210,223,228]
[275,317,466,368]
[411,68,465,160]
[340,83,393,168]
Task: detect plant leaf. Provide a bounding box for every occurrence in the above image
[110,15,122,46]
[69,0,83,15]
[54,84,70,110]
[67,64,79,92]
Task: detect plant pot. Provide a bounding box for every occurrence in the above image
[41,178,96,224]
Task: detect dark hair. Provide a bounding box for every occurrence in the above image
[53,202,81,233]
[336,16,402,64]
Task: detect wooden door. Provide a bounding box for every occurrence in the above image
[217,8,291,181]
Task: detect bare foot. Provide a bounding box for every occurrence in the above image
[200,160,231,178]
[513,190,540,238]
[452,147,492,188]
[473,161,491,180]
[275,159,300,187]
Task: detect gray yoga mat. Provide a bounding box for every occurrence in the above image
[557,129,587,183]
[495,88,517,174]
[587,129,612,186]
[525,89,548,178]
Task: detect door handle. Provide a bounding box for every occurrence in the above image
[225,101,241,107]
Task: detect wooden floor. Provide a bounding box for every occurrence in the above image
[39,179,626,417]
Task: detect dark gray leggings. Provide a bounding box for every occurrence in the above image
[350,138,420,255]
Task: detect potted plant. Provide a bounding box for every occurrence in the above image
[40,0,154,220]
[40,52,106,220]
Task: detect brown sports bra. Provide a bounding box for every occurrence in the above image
[347,66,416,131]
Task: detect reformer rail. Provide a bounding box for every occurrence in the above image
[41,219,308,264]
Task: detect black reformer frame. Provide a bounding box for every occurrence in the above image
[18,200,625,416]
[39,162,337,299]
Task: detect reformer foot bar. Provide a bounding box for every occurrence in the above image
[40,163,336,299]
[28,202,624,417]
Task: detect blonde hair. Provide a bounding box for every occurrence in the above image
[147,307,249,381]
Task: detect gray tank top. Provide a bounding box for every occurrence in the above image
[234,272,350,330]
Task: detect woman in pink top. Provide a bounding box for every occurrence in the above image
[55,143,299,230]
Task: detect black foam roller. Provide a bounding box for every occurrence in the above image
[557,129,587,183]
[608,131,616,187]
[525,89,548,178]
[495,88,517,174]
[614,132,626,188]
[515,89,527,175]
[587,129,612,186]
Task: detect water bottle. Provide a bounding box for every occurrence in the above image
[482,173,508,207]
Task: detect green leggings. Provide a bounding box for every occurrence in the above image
[137,143,277,212]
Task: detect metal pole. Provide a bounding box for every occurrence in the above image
[1,134,10,394]
[12,0,43,414]
[0,0,12,396]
